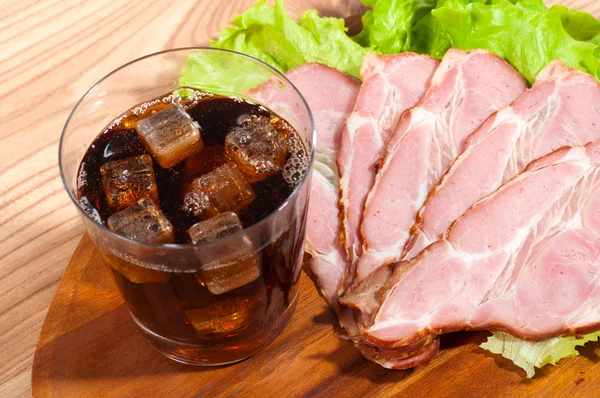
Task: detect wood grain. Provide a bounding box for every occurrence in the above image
[31,236,600,397]
[0,0,598,396]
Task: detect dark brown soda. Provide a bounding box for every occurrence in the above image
[78,91,302,242]
[76,89,308,364]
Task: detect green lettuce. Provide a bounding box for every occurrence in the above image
[355,0,600,83]
[480,331,600,378]
[181,0,600,90]
[352,0,439,53]
[181,0,365,88]
[433,0,600,83]
[354,0,483,58]
[179,50,274,95]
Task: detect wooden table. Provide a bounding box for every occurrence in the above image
[1,1,598,396]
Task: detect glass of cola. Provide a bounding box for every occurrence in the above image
[59,48,315,365]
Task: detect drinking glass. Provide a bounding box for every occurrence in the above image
[59,48,315,365]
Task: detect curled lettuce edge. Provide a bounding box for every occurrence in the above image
[480,330,600,378]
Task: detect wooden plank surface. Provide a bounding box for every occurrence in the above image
[1,0,599,396]
[30,235,600,397]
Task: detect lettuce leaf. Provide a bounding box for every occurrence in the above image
[181,0,365,88]
[179,50,274,95]
[480,331,600,378]
[352,0,438,53]
[355,0,600,83]
[181,0,600,91]
[433,0,600,83]
[354,0,484,57]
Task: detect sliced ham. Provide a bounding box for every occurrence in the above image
[404,61,600,260]
[355,49,527,283]
[249,64,360,311]
[352,141,600,369]
[337,53,439,273]
[284,64,360,309]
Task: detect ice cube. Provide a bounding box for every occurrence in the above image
[181,145,225,186]
[187,212,243,244]
[188,213,260,295]
[136,104,204,169]
[225,116,286,182]
[107,198,174,244]
[194,249,261,295]
[102,251,171,284]
[100,154,159,212]
[182,163,255,219]
[185,298,251,335]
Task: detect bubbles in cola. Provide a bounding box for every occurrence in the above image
[225,115,286,183]
[100,154,159,212]
[136,104,204,169]
[181,189,210,219]
[282,131,309,188]
[79,195,102,224]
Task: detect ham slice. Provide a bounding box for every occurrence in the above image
[337,53,439,274]
[404,61,600,260]
[355,49,527,283]
[285,64,360,309]
[249,64,360,310]
[352,141,600,368]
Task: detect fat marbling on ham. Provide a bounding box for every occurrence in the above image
[352,140,600,369]
[404,60,600,260]
[337,53,439,275]
[355,49,527,284]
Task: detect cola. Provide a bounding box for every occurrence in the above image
[77,88,309,363]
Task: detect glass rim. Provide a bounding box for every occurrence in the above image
[59,46,316,251]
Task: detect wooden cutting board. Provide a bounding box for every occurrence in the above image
[29,1,600,395]
[31,234,600,397]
